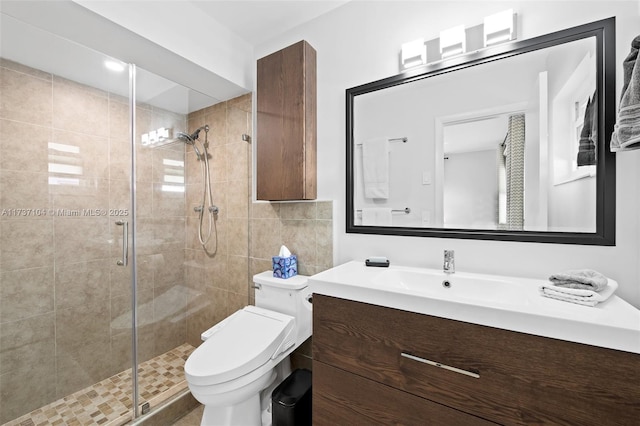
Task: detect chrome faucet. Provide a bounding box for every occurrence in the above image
[443,250,455,274]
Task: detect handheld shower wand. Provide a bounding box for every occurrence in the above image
[177,125,218,248]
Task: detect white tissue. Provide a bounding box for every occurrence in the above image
[278,245,292,257]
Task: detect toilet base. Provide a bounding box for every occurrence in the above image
[201,392,263,426]
[196,358,292,426]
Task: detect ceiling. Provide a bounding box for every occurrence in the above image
[191,0,350,46]
[0,0,351,114]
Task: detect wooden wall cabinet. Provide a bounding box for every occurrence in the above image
[313,294,640,425]
[257,40,317,201]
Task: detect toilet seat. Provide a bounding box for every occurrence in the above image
[185,306,295,387]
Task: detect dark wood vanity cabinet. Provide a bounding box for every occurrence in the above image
[312,294,640,425]
[256,40,316,201]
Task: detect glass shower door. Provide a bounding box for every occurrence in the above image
[130,67,219,418]
[0,13,136,424]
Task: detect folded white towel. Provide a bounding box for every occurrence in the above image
[539,279,618,307]
[362,137,389,199]
[361,208,392,226]
[548,269,608,291]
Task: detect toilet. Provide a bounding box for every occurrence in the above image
[184,272,312,426]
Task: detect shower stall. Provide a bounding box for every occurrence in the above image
[0,10,252,425]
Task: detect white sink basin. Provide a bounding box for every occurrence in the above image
[309,261,640,354]
[371,268,528,306]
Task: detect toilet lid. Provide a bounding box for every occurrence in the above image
[185,306,295,386]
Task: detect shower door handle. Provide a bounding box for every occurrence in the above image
[116,220,128,267]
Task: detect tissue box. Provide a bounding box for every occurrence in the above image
[272,255,297,279]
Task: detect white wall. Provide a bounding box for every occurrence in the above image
[444,150,498,229]
[255,1,640,308]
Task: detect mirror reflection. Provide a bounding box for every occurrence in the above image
[353,36,599,234]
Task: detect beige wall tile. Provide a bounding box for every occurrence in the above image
[110,253,153,298]
[185,289,215,348]
[0,219,54,270]
[0,171,51,218]
[226,142,250,182]
[226,291,248,317]
[0,119,51,173]
[280,202,317,220]
[203,253,228,290]
[52,76,109,138]
[250,218,281,260]
[108,95,129,140]
[281,219,317,267]
[152,147,185,183]
[251,202,280,219]
[51,129,109,179]
[152,217,185,252]
[227,179,249,219]
[227,218,248,256]
[0,312,55,376]
[56,301,110,354]
[227,255,248,296]
[152,182,185,217]
[109,178,136,218]
[0,67,52,126]
[317,201,333,220]
[54,260,110,310]
[51,177,109,214]
[0,58,51,80]
[316,220,334,270]
[153,249,185,291]
[202,102,227,147]
[209,144,229,184]
[109,137,132,181]
[227,93,252,113]
[55,340,113,397]
[0,357,56,423]
[53,217,110,265]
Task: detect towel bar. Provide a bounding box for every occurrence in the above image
[356,207,411,214]
[356,137,408,145]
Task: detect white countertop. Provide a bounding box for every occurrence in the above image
[309,261,640,354]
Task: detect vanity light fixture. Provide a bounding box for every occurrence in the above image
[141,127,173,146]
[484,9,516,46]
[440,25,466,59]
[401,38,427,70]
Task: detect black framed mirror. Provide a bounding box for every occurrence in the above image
[346,17,615,245]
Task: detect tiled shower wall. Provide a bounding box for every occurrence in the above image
[0,60,332,422]
[184,95,334,353]
[183,95,254,347]
[0,59,187,423]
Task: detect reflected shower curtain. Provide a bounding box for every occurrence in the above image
[497,114,525,230]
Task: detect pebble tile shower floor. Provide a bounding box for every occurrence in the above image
[3,343,196,426]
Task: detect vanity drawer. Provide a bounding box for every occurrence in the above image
[312,294,640,425]
[313,360,497,426]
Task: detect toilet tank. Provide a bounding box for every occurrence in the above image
[253,272,312,345]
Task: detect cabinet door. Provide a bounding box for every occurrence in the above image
[313,294,640,425]
[256,40,316,200]
[313,361,497,426]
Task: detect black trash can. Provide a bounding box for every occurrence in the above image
[271,368,312,426]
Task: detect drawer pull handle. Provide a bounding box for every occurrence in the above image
[401,352,480,379]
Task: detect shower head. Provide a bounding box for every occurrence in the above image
[176,131,202,159]
[183,125,210,142]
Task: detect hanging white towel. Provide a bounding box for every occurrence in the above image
[362,137,390,199]
[361,208,393,226]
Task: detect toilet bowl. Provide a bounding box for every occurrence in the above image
[185,272,312,426]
